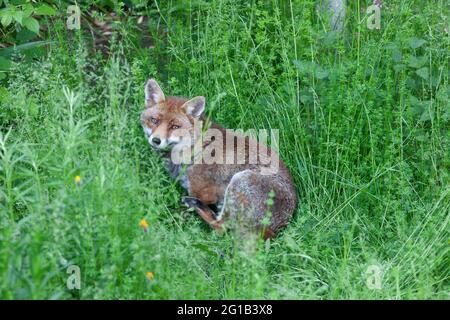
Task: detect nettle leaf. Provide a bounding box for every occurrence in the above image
[408,96,433,121]
[416,67,429,80]
[430,75,440,87]
[406,77,418,90]
[407,55,427,69]
[300,94,313,104]
[299,89,313,104]
[22,16,40,34]
[409,37,427,49]
[443,108,450,122]
[35,4,57,16]
[293,59,314,74]
[293,59,329,80]
[408,95,424,117]
[392,49,402,63]
[419,109,433,122]
[393,64,405,73]
[385,43,402,62]
[315,69,329,80]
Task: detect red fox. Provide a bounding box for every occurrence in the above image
[140,79,297,239]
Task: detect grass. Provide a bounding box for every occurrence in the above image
[0,0,449,299]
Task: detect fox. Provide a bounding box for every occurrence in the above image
[140,79,297,239]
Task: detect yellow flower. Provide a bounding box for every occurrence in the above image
[139,218,149,231]
[146,271,154,280]
[74,175,81,185]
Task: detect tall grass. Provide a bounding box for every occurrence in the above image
[0,0,448,299]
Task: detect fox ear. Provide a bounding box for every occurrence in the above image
[145,79,165,107]
[182,96,205,118]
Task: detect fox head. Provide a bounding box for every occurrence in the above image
[140,79,205,151]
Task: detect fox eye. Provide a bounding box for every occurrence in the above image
[171,125,181,130]
[150,117,159,124]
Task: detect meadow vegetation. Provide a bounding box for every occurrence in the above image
[0,0,448,299]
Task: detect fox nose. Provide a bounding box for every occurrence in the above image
[152,137,161,145]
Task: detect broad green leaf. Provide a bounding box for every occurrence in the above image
[0,40,54,56]
[293,59,313,74]
[284,235,298,250]
[416,67,429,80]
[431,75,440,88]
[385,43,402,62]
[0,7,9,17]
[15,27,37,43]
[1,13,12,27]
[393,64,405,73]
[35,4,57,16]
[0,56,12,71]
[406,77,418,90]
[12,10,23,24]
[294,59,328,80]
[407,55,427,69]
[22,16,40,34]
[408,97,433,121]
[191,243,217,257]
[419,109,433,122]
[322,31,339,47]
[315,69,329,80]
[408,96,423,117]
[0,86,9,100]
[299,89,313,104]
[408,95,420,106]
[392,48,402,62]
[22,3,34,17]
[409,37,426,49]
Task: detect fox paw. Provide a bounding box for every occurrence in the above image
[181,196,202,208]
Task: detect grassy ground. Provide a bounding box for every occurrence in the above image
[0,0,449,299]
